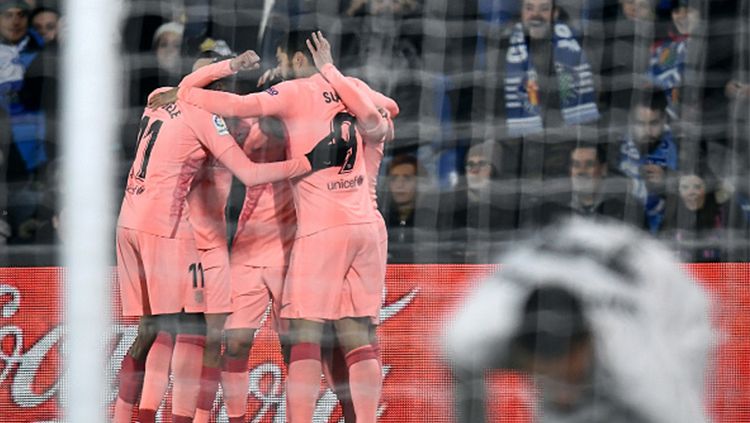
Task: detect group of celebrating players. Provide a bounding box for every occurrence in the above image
[113,29,398,423]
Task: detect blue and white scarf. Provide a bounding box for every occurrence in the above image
[504,22,599,137]
[645,194,666,234]
[618,126,678,203]
[649,32,687,119]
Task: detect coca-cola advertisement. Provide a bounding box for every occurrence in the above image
[0,264,749,422]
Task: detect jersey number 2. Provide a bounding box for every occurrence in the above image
[134,116,164,179]
[325,113,357,174]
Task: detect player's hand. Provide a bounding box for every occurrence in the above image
[257,66,282,87]
[377,107,395,141]
[230,50,261,72]
[726,80,750,99]
[304,134,352,171]
[148,87,179,109]
[306,31,334,70]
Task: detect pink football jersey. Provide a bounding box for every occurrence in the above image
[187,158,233,250]
[117,95,239,239]
[180,74,379,236]
[118,91,311,238]
[231,117,297,266]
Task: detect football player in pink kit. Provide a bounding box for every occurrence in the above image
[113,51,353,423]
[223,36,396,423]
[173,53,256,423]
[149,30,395,423]
[218,123,297,423]
[172,53,296,423]
[308,32,397,423]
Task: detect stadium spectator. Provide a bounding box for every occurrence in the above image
[11,4,62,247]
[354,0,424,153]
[153,21,184,76]
[629,143,674,234]
[22,186,59,244]
[619,0,656,20]
[180,0,265,57]
[483,0,599,138]
[531,143,639,225]
[617,90,678,206]
[661,167,727,261]
[127,21,184,109]
[726,74,750,170]
[598,0,654,130]
[379,153,437,263]
[478,0,600,188]
[724,171,750,261]
[30,6,58,43]
[1,0,47,244]
[686,0,750,172]
[637,156,673,234]
[0,208,9,246]
[0,107,10,246]
[12,157,58,244]
[420,1,478,187]
[20,5,60,179]
[648,0,704,120]
[448,217,712,422]
[437,140,516,263]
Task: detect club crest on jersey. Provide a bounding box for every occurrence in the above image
[212,114,229,135]
[265,87,279,96]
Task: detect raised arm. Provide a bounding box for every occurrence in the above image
[178,87,266,118]
[357,80,400,118]
[307,32,389,141]
[180,58,236,89]
[180,50,260,88]
[320,64,388,135]
[148,50,267,114]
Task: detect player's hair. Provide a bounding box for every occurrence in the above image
[278,29,315,65]
[511,285,590,360]
[634,88,669,115]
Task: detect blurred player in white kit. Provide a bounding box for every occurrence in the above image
[447,217,713,423]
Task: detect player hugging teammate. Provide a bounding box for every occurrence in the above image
[114,30,397,423]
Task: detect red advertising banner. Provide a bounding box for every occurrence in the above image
[0,264,748,422]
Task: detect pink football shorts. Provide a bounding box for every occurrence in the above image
[116,226,204,316]
[199,246,232,314]
[225,264,287,333]
[281,221,387,324]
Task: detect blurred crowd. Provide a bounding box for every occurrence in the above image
[1,0,749,264]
